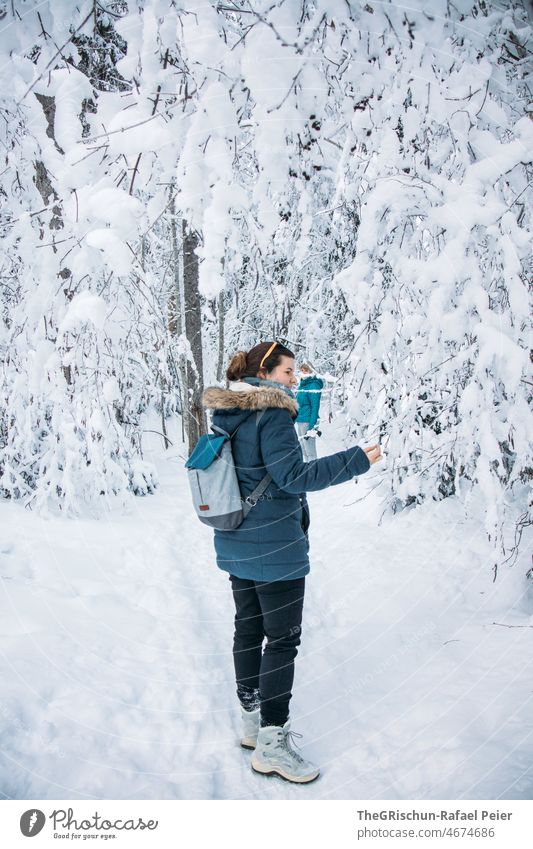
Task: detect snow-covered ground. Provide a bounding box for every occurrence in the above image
[1,413,532,800]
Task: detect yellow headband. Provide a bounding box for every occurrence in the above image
[259,341,277,370]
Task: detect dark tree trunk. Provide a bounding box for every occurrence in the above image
[168,192,187,442]
[182,219,206,451]
[216,289,226,383]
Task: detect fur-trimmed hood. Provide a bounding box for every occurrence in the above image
[202,383,299,417]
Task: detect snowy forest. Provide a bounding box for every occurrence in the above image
[0,0,532,802]
[1,0,531,569]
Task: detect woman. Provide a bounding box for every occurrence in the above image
[201,341,382,784]
[295,362,324,462]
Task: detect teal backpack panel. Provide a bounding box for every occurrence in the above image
[185,434,226,470]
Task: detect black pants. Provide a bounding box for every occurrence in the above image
[229,574,306,727]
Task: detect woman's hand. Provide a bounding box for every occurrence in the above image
[363,444,383,465]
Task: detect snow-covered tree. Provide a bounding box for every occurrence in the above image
[0,0,530,572]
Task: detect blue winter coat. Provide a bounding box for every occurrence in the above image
[295,375,323,429]
[201,378,371,582]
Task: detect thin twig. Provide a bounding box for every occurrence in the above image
[492,622,533,629]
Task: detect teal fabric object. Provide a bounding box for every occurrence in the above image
[295,375,324,429]
[185,434,226,470]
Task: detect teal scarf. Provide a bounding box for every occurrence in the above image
[242,375,296,401]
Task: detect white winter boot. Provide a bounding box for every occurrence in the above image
[240,706,260,749]
[251,719,320,783]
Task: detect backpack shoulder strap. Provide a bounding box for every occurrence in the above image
[211,410,256,440]
[210,412,271,514]
[210,424,230,438]
[241,472,272,515]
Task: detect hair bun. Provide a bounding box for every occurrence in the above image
[226,350,248,382]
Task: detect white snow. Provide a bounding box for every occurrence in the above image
[85,229,134,277]
[1,415,531,801]
[57,291,108,335]
[33,68,93,153]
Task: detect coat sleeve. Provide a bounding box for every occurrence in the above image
[259,408,370,494]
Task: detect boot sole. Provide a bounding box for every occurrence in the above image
[240,740,256,750]
[251,762,320,784]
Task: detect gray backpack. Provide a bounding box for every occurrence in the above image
[185,413,271,530]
